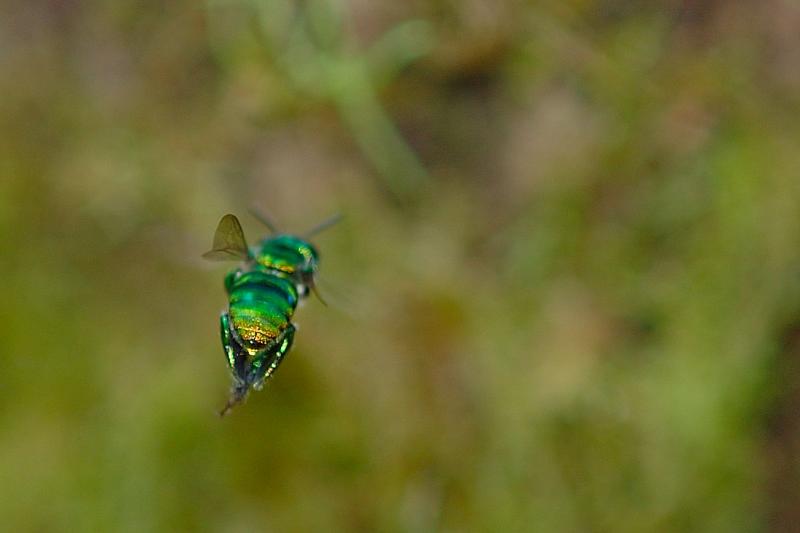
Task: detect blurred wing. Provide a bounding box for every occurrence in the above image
[202,214,249,261]
[312,275,366,320]
[304,213,342,238]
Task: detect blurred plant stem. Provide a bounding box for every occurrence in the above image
[213,0,434,199]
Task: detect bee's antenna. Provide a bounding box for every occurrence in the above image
[304,213,342,238]
[310,282,328,307]
[248,206,280,234]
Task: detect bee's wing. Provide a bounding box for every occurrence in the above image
[311,275,366,320]
[202,214,250,261]
[304,213,343,238]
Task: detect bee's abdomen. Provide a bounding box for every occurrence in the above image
[227,271,298,345]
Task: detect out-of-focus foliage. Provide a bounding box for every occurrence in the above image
[2,0,800,531]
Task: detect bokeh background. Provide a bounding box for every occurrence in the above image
[2,1,800,531]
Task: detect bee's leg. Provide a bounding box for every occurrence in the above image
[264,324,296,380]
[220,312,245,378]
[219,312,249,416]
[249,323,296,390]
[219,382,249,417]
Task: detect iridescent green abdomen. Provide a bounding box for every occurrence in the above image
[217,267,299,415]
[226,270,298,347]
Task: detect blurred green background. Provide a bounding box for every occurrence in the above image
[2,1,800,531]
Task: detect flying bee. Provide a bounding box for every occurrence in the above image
[203,210,340,416]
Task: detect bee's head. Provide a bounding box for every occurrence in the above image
[253,235,319,291]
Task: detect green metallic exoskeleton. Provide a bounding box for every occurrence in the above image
[203,211,339,416]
